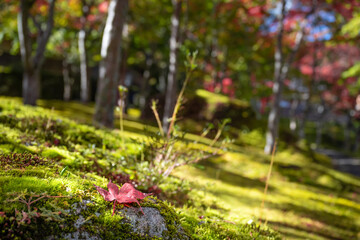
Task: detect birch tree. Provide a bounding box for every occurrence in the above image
[162,0,182,132]
[78,0,94,103]
[264,0,314,154]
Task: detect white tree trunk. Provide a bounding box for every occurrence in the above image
[79,28,90,102]
[63,57,72,101]
[264,0,286,154]
[264,0,313,154]
[162,0,182,132]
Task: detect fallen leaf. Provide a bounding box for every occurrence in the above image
[94,182,152,215]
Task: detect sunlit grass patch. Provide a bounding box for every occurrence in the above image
[174,146,360,240]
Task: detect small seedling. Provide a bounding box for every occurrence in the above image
[59,166,68,176]
[167,50,198,138]
[117,85,128,149]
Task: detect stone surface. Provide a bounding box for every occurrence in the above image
[120,207,168,239]
[47,200,189,239]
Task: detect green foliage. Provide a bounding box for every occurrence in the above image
[341,13,360,38]
[341,62,360,95]
[0,2,19,54]
[342,61,360,79]
[238,129,266,146]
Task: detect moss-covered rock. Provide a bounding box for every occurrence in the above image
[0,168,190,239]
[0,152,190,239]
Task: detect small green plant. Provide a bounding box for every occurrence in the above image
[5,191,69,227]
[166,50,198,138]
[130,51,230,188]
[116,85,128,149]
[210,118,231,147]
[59,166,68,176]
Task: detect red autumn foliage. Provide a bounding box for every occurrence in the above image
[98,2,109,13]
[93,182,152,215]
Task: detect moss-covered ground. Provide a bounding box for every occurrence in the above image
[0,96,359,239]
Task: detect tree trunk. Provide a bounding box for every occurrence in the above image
[210,1,220,90]
[289,97,299,132]
[18,0,56,106]
[79,1,91,103]
[22,68,40,105]
[162,0,182,132]
[343,114,352,151]
[18,0,36,105]
[354,126,360,152]
[63,57,72,101]
[118,24,129,87]
[140,53,153,112]
[79,28,90,102]
[299,41,318,139]
[93,0,128,128]
[264,0,286,155]
[315,120,322,148]
[264,0,313,154]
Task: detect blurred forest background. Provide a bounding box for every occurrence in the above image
[3,0,360,154]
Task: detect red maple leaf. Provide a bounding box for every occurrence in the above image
[93,182,152,216]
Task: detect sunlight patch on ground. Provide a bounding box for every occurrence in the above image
[173,149,360,240]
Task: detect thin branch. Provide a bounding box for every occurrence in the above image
[30,15,42,33]
[33,0,56,69]
[9,193,70,213]
[280,3,316,81]
[260,141,277,225]
[166,69,192,138]
[151,100,164,137]
[274,0,287,82]
[162,151,218,177]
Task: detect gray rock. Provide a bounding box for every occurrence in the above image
[46,200,101,240]
[120,207,168,238]
[119,206,189,240]
[61,231,99,240]
[47,199,189,240]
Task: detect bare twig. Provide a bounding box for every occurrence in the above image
[166,71,192,138]
[33,0,56,69]
[260,141,277,225]
[162,151,218,177]
[9,193,70,213]
[30,15,42,33]
[151,100,164,137]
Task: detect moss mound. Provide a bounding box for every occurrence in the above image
[0,97,280,239]
[0,156,189,239]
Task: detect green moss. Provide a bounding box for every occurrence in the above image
[2,96,359,239]
[0,168,54,178]
[177,207,280,240]
[0,153,54,169]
